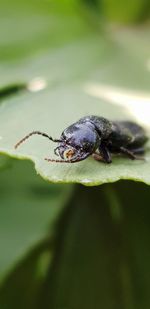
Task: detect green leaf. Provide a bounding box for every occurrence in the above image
[0,158,72,282]
[0,0,90,62]
[101,0,150,23]
[0,28,150,186]
[36,182,150,309]
[1,178,150,309]
[0,239,52,309]
[0,154,12,170]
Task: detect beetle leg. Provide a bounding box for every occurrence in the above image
[119,146,144,160]
[100,145,112,163]
[92,153,104,162]
[132,147,145,155]
[92,145,112,163]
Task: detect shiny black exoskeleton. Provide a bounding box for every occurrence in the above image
[15,115,148,164]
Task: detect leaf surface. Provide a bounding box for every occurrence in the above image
[0,159,72,282]
[0,0,150,186]
[37,182,150,309]
[0,30,150,185]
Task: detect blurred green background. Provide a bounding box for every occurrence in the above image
[0,0,150,308]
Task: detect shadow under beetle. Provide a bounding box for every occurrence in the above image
[14,116,148,164]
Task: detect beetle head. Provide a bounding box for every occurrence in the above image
[53,122,100,163]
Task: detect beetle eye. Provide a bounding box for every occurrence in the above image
[63,148,76,160]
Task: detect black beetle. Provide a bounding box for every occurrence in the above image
[14,115,148,163]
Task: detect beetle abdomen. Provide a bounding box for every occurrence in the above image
[110,121,148,149]
[119,121,148,148]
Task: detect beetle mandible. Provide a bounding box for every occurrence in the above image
[14,115,148,163]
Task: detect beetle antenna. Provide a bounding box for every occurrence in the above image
[45,158,74,163]
[14,131,61,149]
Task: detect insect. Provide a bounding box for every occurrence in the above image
[14,116,148,164]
